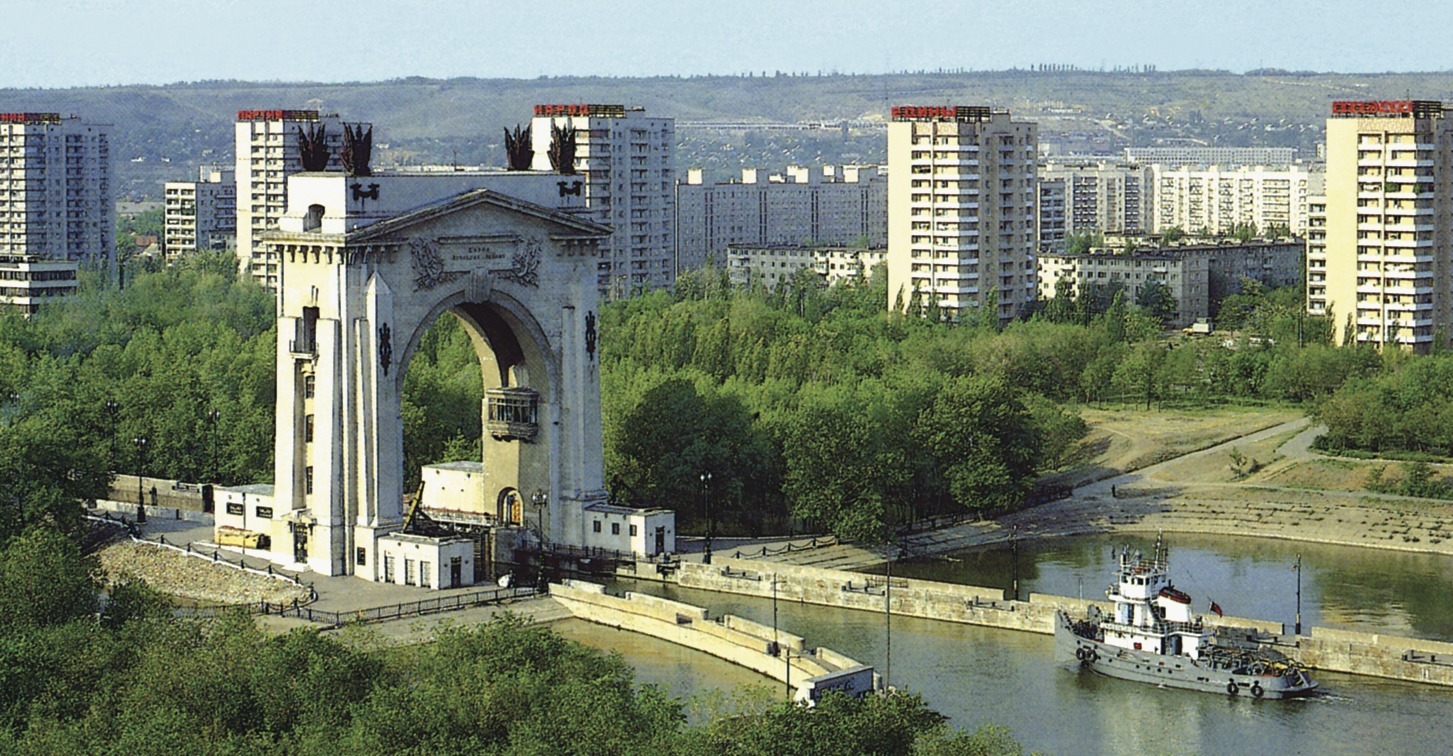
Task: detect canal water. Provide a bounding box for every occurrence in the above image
[558,534,1453,755]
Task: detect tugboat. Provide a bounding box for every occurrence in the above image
[1054,534,1317,699]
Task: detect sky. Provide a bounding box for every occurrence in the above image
[6,0,1452,89]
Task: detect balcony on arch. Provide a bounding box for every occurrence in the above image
[486,387,539,443]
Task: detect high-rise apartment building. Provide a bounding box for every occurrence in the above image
[1038,160,1151,250]
[164,164,236,261]
[235,109,340,289]
[1320,100,1452,350]
[0,113,112,271]
[531,105,674,297]
[886,106,1038,322]
[1150,164,1316,237]
[675,165,887,271]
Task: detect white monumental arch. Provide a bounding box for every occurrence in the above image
[267,171,612,579]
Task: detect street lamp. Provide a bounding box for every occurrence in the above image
[700,471,713,565]
[207,408,221,483]
[133,435,149,524]
[531,489,549,543]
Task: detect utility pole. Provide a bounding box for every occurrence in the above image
[133,435,148,524]
[885,542,893,691]
[207,408,221,483]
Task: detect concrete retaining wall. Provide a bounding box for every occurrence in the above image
[548,580,861,686]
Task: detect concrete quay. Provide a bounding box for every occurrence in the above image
[549,579,874,695]
[627,556,1453,689]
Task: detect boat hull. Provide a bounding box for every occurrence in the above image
[1054,611,1317,700]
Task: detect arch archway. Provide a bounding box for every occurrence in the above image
[266,187,610,577]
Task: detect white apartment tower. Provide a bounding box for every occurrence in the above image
[531,105,674,297]
[164,164,236,261]
[887,106,1038,322]
[235,109,340,289]
[1038,160,1152,250]
[0,113,112,271]
[1150,164,1315,237]
[1321,100,1453,350]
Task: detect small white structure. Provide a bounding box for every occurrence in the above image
[376,532,475,589]
[582,503,675,557]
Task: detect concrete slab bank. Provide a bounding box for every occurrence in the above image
[548,579,874,694]
[632,557,1453,689]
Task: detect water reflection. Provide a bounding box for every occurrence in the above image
[885,533,1453,642]
[594,578,1453,755]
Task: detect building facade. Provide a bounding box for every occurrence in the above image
[1305,195,1329,318]
[1038,160,1152,250]
[235,109,341,289]
[1125,145,1297,167]
[164,164,236,261]
[725,244,886,289]
[887,106,1038,322]
[676,165,887,271]
[1320,100,1451,349]
[531,104,675,297]
[1150,164,1316,237]
[0,113,112,272]
[0,253,79,316]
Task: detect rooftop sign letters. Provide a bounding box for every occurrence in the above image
[0,113,62,124]
[890,105,995,122]
[236,109,321,122]
[1331,100,1443,118]
[534,104,627,118]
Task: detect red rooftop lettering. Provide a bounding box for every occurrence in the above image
[1332,101,1413,115]
[534,104,627,117]
[891,106,957,120]
[237,109,320,121]
[0,113,61,124]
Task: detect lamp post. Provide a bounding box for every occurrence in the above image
[207,408,221,483]
[531,489,549,543]
[700,471,713,565]
[1294,553,1303,636]
[104,400,119,471]
[133,435,148,524]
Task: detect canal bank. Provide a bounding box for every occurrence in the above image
[624,556,1453,689]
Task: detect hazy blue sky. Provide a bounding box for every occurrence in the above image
[7,0,1449,88]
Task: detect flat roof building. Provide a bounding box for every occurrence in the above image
[726,243,885,289]
[887,106,1038,323]
[530,105,675,298]
[164,164,236,262]
[1320,99,1452,350]
[0,113,112,274]
[0,253,80,317]
[676,165,887,271]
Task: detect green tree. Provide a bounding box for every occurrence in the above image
[1135,279,1176,323]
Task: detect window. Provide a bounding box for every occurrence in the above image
[303,373,316,398]
[304,414,314,443]
[356,547,366,566]
[384,554,395,583]
[404,559,416,586]
[630,524,638,537]
[305,466,314,494]
[611,523,621,536]
[593,520,602,533]
[421,562,432,588]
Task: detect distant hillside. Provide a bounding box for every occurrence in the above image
[5,70,1452,200]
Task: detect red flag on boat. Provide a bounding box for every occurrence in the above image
[1210,600,1224,617]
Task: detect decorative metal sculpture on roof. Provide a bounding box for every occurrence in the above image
[547,121,577,176]
[504,124,533,171]
[298,123,331,171]
[341,122,374,177]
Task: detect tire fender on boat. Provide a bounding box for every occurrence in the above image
[1251,682,1264,698]
[1076,647,1087,661]
[1227,680,1239,696]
